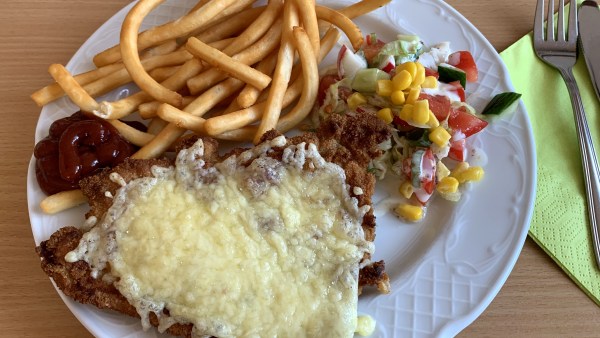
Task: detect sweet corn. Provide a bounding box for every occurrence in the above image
[376,79,394,97]
[377,108,394,124]
[396,61,417,79]
[457,166,485,183]
[412,62,426,87]
[437,176,459,194]
[427,110,440,128]
[412,100,430,125]
[392,70,412,91]
[395,204,423,222]
[391,90,405,105]
[421,75,438,89]
[347,92,367,110]
[406,86,421,104]
[399,181,414,199]
[429,126,451,147]
[450,162,470,183]
[399,104,413,121]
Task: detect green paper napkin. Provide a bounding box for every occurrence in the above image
[500,21,600,304]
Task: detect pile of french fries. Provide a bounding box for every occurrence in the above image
[32,0,390,213]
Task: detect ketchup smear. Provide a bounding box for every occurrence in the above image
[34,111,141,195]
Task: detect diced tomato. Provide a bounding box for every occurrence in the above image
[425,67,439,79]
[448,138,467,162]
[365,34,381,46]
[317,74,339,105]
[448,51,478,82]
[414,188,433,205]
[420,149,436,195]
[419,94,451,120]
[448,81,466,102]
[362,40,386,65]
[393,116,416,133]
[448,106,488,138]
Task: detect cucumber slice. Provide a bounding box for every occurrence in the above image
[351,68,390,92]
[438,64,467,88]
[482,92,522,115]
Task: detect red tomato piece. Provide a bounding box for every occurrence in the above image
[418,93,451,120]
[448,106,488,138]
[448,138,467,162]
[362,40,386,64]
[317,74,339,105]
[393,116,416,132]
[425,67,439,79]
[420,149,436,195]
[448,81,466,102]
[448,51,478,82]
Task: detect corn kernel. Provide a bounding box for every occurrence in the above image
[399,181,414,199]
[458,166,485,183]
[437,161,451,180]
[437,176,459,194]
[391,90,405,105]
[347,92,367,110]
[396,62,417,79]
[377,108,394,124]
[429,126,451,147]
[421,76,438,89]
[450,162,470,183]
[406,86,421,104]
[392,70,412,91]
[376,80,394,97]
[413,100,430,125]
[427,110,440,128]
[399,104,413,121]
[395,204,423,222]
[412,62,426,87]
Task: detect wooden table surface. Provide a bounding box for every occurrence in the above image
[2,1,600,337]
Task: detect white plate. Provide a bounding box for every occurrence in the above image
[27,1,537,337]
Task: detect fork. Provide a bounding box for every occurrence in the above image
[534,0,600,269]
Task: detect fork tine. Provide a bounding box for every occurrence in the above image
[534,0,545,41]
[547,0,555,41]
[568,0,578,42]
[557,0,565,41]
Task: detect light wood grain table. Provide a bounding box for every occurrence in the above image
[2,1,599,337]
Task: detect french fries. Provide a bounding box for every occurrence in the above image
[40,190,87,214]
[253,1,299,144]
[316,5,364,51]
[120,0,183,107]
[32,0,392,213]
[185,38,272,91]
[47,64,100,113]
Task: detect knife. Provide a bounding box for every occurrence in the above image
[579,0,600,103]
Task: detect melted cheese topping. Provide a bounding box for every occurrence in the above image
[67,137,372,338]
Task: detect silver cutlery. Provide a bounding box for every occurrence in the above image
[579,0,600,103]
[534,0,600,268]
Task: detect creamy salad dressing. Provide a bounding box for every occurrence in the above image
[421,82,462,103]
[66,137,372,337]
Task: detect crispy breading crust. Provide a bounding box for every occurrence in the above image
[37,113,391,337]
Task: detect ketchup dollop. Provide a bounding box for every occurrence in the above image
[34,111,140,195]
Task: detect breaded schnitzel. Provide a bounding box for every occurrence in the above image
[37,113,391,337]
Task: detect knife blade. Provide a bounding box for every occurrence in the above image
[579,0,600,103]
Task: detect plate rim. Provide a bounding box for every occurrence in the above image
[27,1,538,337]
